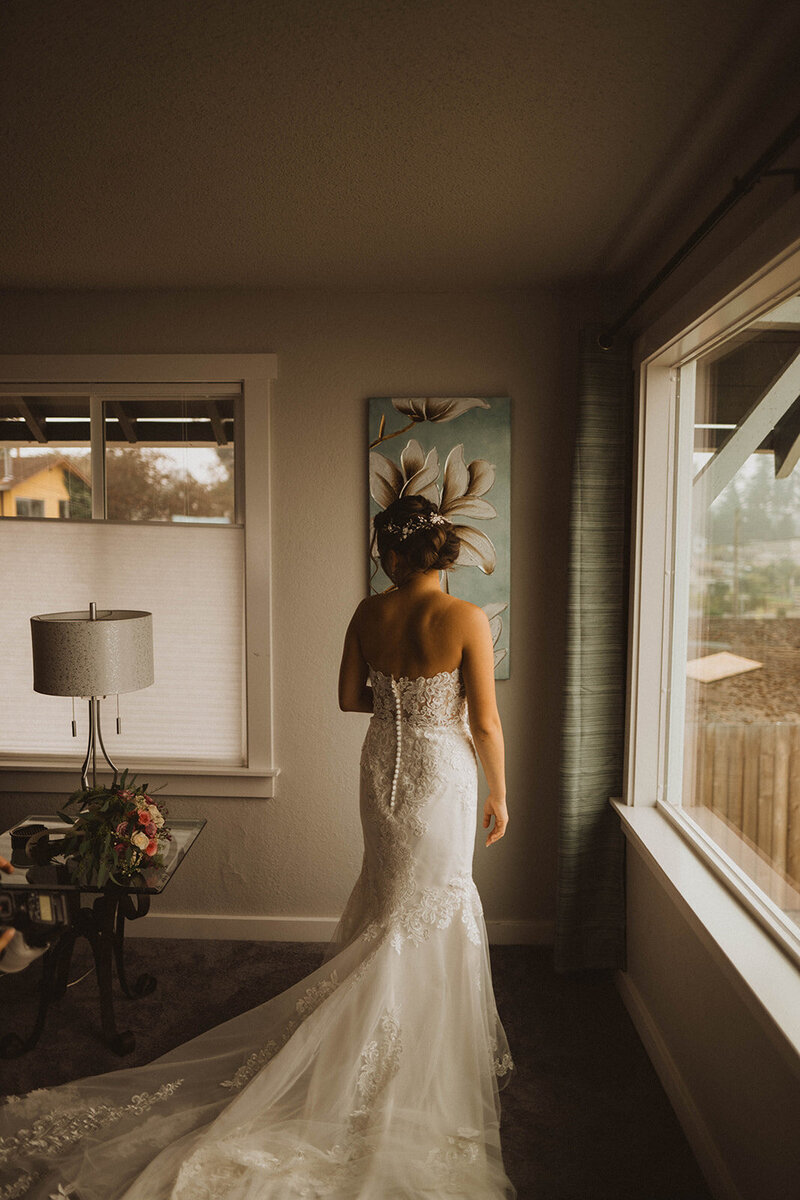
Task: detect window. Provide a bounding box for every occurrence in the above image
[0,355,277,798]
[630,260,800,967]
[15,498,44,518]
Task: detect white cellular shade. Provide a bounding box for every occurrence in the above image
[1,520,244,764]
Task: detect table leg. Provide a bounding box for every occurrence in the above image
[84,895,135,1057]
[114,892,156,999]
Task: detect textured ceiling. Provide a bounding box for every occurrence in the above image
[1,0,799,290]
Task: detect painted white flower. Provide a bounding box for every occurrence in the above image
[131,831,149,851]
[146,804,165,829]
[370,438,499,575]
[440,444,497,574]
[483,601,508,668]
[391,397,490,423]
[369,439,439,508]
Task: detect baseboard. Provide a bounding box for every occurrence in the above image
[126,912,555,945]
[616,969,745,1200]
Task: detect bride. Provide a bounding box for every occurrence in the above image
[0,494,515,1199]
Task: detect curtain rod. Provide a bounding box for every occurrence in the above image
[598,108,800,350]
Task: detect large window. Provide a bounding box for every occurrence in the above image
[0,355,277,798]
[676,306,800,949]
[631,273,800,966]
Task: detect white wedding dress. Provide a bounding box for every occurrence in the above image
[0,666,515,1199]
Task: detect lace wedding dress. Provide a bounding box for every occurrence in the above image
[1,666,515,1199]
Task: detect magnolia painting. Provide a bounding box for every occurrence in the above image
[368,396,511,678]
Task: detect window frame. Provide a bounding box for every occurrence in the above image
[0,354,278,799]
[626,242,800,969]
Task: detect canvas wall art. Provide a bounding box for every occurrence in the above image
[368,396,511,678]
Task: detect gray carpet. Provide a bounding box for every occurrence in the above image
[0,940,713,1199]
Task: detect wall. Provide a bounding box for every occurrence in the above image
[0,287,581,940]
[622,846,800,1200]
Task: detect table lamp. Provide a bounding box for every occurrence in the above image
[30,603,154,790]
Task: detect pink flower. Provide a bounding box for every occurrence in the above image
[118,789,134,801]
[137,811,150,825]
[145,822,157,838]
[145,839,158,856]
[115,821,128,835]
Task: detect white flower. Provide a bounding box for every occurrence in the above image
[483,601,508,668]
[369,439,440,508]
[369,434,500,578]
[440,444,498,574]
[391,397,490,423]
[131,831,149,851]
[146,804,165,828]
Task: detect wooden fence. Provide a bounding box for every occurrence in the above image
[686,721,800,887]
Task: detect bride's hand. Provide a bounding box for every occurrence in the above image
[483,796,508,847]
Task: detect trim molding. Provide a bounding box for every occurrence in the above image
[125,912,555,945]
[616,969,745,1200]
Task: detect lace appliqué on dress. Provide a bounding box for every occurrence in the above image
[494,1052,514,1077]
[0,1172,35,1200]
[348,1006,402,1134]
[174,1007,403,1200]
[426,1126,481,1184]
[385,872,483,953]
[220,969,341,1093]
[296,970,339,1016]
[0,1081,184,1200]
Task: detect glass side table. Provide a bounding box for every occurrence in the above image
[0,814,206,1057]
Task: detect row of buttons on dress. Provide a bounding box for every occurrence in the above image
[390,678,402,811]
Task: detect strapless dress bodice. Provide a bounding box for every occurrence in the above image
[368,665,468,729]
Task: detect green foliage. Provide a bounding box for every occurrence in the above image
[104,447,234,522]
[61,464,92,518]
[56,769,171,887]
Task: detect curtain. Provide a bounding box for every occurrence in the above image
[554,324,633,972]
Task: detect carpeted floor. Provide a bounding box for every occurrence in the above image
[0,940,713,1199]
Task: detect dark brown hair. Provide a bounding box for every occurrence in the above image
[373,495,460,579]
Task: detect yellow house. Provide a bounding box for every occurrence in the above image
[0,453,90,519]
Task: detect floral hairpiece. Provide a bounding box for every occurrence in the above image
[385,510,446,541]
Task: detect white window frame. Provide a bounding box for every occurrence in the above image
[624,240,800,969]
[0,354,278,799]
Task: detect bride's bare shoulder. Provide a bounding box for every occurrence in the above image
[440,594,486,624]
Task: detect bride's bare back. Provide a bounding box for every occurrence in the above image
[357,587,465,680]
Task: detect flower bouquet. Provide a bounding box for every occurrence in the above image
[54,770,172,887]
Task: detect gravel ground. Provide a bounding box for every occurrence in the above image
[688,617,800,724]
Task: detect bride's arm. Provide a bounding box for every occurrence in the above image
[338,601,374,713]
[461,605,508,847]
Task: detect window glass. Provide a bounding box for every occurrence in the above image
[0,397,91,519]
[680,299,800,936]
[104,399,235,523]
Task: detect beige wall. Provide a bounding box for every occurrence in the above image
[624,846,800,1200]
[0,286,585,936]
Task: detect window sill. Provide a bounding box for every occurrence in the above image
[611,799,800,1080]
[0,758,279,799]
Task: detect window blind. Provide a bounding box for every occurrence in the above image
[1,520,244,765]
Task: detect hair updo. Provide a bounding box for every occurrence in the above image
[373,495,461,580]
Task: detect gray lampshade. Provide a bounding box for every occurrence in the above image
[30,609,154,698]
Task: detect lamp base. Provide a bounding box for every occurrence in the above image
[81,696,119,791]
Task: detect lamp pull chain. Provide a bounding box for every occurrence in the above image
[116,693,121,735]
[71,695,77,738]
